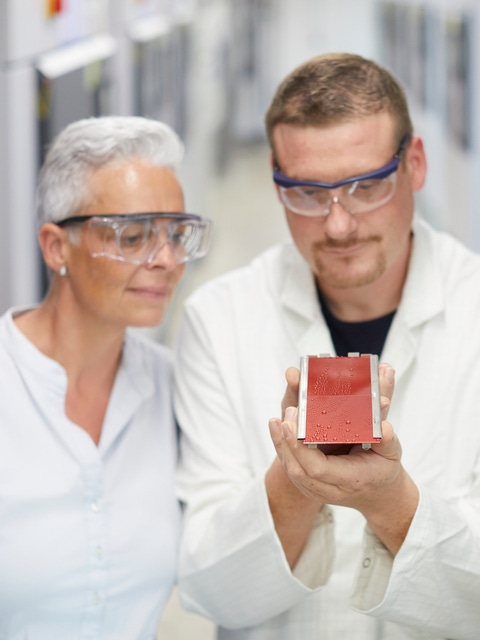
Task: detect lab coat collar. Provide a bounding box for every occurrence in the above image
[277,216,444,373]
[382,216,444,380]
[397,216,444,327]
[279,245,335,356]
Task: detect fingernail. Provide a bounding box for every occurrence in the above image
[384,365,395,384]
[268,418,278,433]
[285,406,296,421]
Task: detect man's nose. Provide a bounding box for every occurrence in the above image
[322,196,358,239]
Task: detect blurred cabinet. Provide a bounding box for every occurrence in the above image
[377,0,479,250]
[0,0,115,311]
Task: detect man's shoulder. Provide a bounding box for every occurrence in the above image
[410,218,480,317]
[416,215,475,251]
[414,217,480,276]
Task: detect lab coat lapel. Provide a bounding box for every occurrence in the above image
[383,217,444,382]
[278,218,444,378]
[279,247,335,357]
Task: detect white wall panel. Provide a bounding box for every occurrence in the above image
[3,0,109,61]
[377,0,480,250]
[0,65,40,307]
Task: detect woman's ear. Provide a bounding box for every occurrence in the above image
[38,223,70,274]
[405,135,427,192]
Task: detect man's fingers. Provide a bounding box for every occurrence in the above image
[378,363,395,421]
[281,367,300,418]
[268,409,306,478]
[268,417,284,449]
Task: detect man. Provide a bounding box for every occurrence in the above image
[174,53,480,639]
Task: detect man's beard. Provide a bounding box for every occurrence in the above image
[312,236,385,289]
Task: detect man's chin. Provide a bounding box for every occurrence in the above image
[315,264,386,290]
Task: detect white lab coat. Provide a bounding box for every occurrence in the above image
[174,217,480,640]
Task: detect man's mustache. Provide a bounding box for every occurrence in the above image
[313,236,381,250]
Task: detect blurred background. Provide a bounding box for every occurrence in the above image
[0,0,478,636]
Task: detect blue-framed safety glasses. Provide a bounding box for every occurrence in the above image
[273,134,411,216]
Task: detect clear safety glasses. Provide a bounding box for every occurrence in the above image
[273,134,411,217]
[56,213,212,265]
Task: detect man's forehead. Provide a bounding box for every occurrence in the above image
[273,113,397,147]
[273,117,398,177]
[273,114,398,166]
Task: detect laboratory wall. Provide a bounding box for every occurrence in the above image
[377,0,480,247]
[0,0,479,316]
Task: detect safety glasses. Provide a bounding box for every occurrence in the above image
[56,212,212,265]
[273,134,411,217]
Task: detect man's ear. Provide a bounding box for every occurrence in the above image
[38,223,70,274]
[405,136,427,192]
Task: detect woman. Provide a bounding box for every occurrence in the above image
[0,116,211,639]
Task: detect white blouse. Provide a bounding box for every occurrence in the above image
[0,309,181,640]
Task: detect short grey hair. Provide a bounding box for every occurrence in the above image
[37,116,185,226]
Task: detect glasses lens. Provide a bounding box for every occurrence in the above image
[342,173,397,214]
[87,222,120,259]
[280,172,397,216]
[167,220,211,263]
[86,219,153,263]
[118,222,154,260]
[279,186,332,216]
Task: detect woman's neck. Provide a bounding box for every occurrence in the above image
[14,292,125,390]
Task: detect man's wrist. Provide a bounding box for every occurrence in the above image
[362,468,419,555]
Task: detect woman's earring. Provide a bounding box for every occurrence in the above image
[58,265,68,277]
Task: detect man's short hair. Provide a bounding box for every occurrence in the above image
[265,52,413,162]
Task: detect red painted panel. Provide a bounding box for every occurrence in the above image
[302,355,381,446]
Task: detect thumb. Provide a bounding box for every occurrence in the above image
[371,421,402,461]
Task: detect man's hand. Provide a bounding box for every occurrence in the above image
[270,364,418,555]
